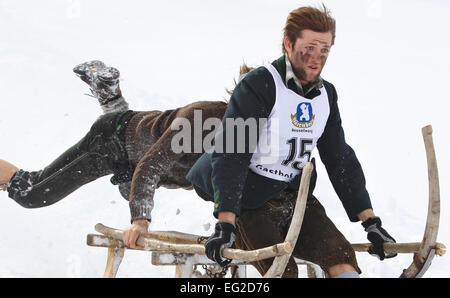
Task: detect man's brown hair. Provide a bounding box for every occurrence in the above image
[282,4,336,53]
[227,5,336,96]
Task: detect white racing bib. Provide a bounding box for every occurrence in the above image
[249,64,330,182]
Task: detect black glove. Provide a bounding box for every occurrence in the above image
[7,169,41,200]
[205,221,237,267]
[362,216,397,260]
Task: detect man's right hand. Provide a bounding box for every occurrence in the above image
[205,221,237,267]
[123,219,149,249]
[362,216,397,260]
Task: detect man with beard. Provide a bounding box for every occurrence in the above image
[187,5,397,278]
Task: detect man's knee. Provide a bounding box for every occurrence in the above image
[84,111,131,163]
[327,264,359,278]
[88,112,122,140]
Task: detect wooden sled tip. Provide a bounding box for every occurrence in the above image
[95,223,108,234]
[304,161,314,171]
[422,125,433,136]
[435,243,446,256]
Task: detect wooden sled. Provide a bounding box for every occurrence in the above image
[88,161,314,278]
[86,125,445,278]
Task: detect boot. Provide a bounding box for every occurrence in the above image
[73,60,129,114]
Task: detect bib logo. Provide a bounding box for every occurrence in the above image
[291,102,315,128]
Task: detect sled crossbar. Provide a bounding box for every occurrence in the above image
[88,234,446,255]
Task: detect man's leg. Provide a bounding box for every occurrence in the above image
[3,110,136,208]
[235,200,299,278]
[73,60,128,114]
[235,191,360,278]
[287,193,361,277]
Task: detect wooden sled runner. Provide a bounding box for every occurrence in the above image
[86,125,445,278]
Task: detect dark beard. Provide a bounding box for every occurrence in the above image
[292,51,324,84]
[293,64,321,86]
[293,64,309,83]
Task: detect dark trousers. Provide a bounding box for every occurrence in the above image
[7,110,136,208]
[235,191,360,277]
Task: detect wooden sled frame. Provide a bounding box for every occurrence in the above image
[86,125,445,278]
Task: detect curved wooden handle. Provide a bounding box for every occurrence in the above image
[400,125,441,278]
[263,161,313,278]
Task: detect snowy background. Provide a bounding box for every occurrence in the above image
[0,0,449,278]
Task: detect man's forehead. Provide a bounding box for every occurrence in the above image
[298,29,333,46]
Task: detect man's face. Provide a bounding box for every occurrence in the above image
[284,29,333,85]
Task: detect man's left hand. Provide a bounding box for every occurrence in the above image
[205,221,237,267]
[123,219,149,249]
[362,216,397,260]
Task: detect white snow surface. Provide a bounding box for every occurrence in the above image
[0,0,449,278]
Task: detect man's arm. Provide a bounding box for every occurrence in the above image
[123,218,148,249]
[218,211,236,224]
[210,66,276,219]
[222,171,374,223]
[317,82,373,222]
[358,208,375,222]
[317,83,396,260]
